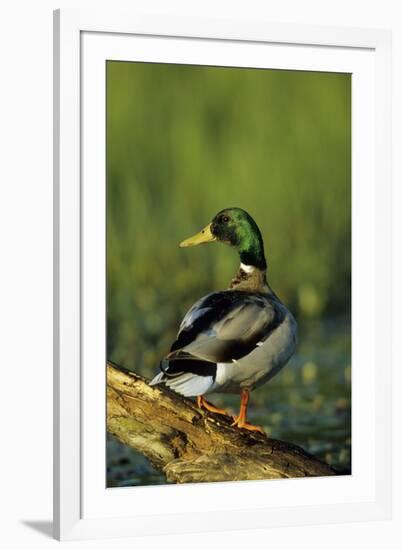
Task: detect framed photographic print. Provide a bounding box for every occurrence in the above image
[53,9,392,540]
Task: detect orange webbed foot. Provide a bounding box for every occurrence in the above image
[197,395,232,417]
[231,389,265,434]
[231,415,265,434]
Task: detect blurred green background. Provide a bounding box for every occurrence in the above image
[106,61,351,486]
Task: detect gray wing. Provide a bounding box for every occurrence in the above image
[167,291,285,364]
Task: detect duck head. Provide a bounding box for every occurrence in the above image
[179,207,267,271]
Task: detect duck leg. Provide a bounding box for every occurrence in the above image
[196,395,231,416]
[231,389,265,434]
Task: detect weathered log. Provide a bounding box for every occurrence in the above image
[107,362,336,483]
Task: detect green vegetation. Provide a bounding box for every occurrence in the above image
[106,61,351,479]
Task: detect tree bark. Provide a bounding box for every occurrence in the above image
[107,362,336,483]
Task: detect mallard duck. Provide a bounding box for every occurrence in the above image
[150,207,297,433]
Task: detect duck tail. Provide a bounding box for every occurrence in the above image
[149,371,164,386]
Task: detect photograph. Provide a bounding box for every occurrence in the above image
[106,60,351,487]
[1,0,395,545]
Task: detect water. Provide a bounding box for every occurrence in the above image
[107,316,351,487]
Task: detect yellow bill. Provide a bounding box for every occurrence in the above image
[179,223,216,248]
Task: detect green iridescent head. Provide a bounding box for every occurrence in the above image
[179,207,267,270]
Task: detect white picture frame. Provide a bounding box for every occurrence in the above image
[53,8,392,541]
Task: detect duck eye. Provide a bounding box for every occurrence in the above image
[221,215,230,224]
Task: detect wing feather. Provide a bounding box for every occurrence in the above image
[168,291,285,364]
